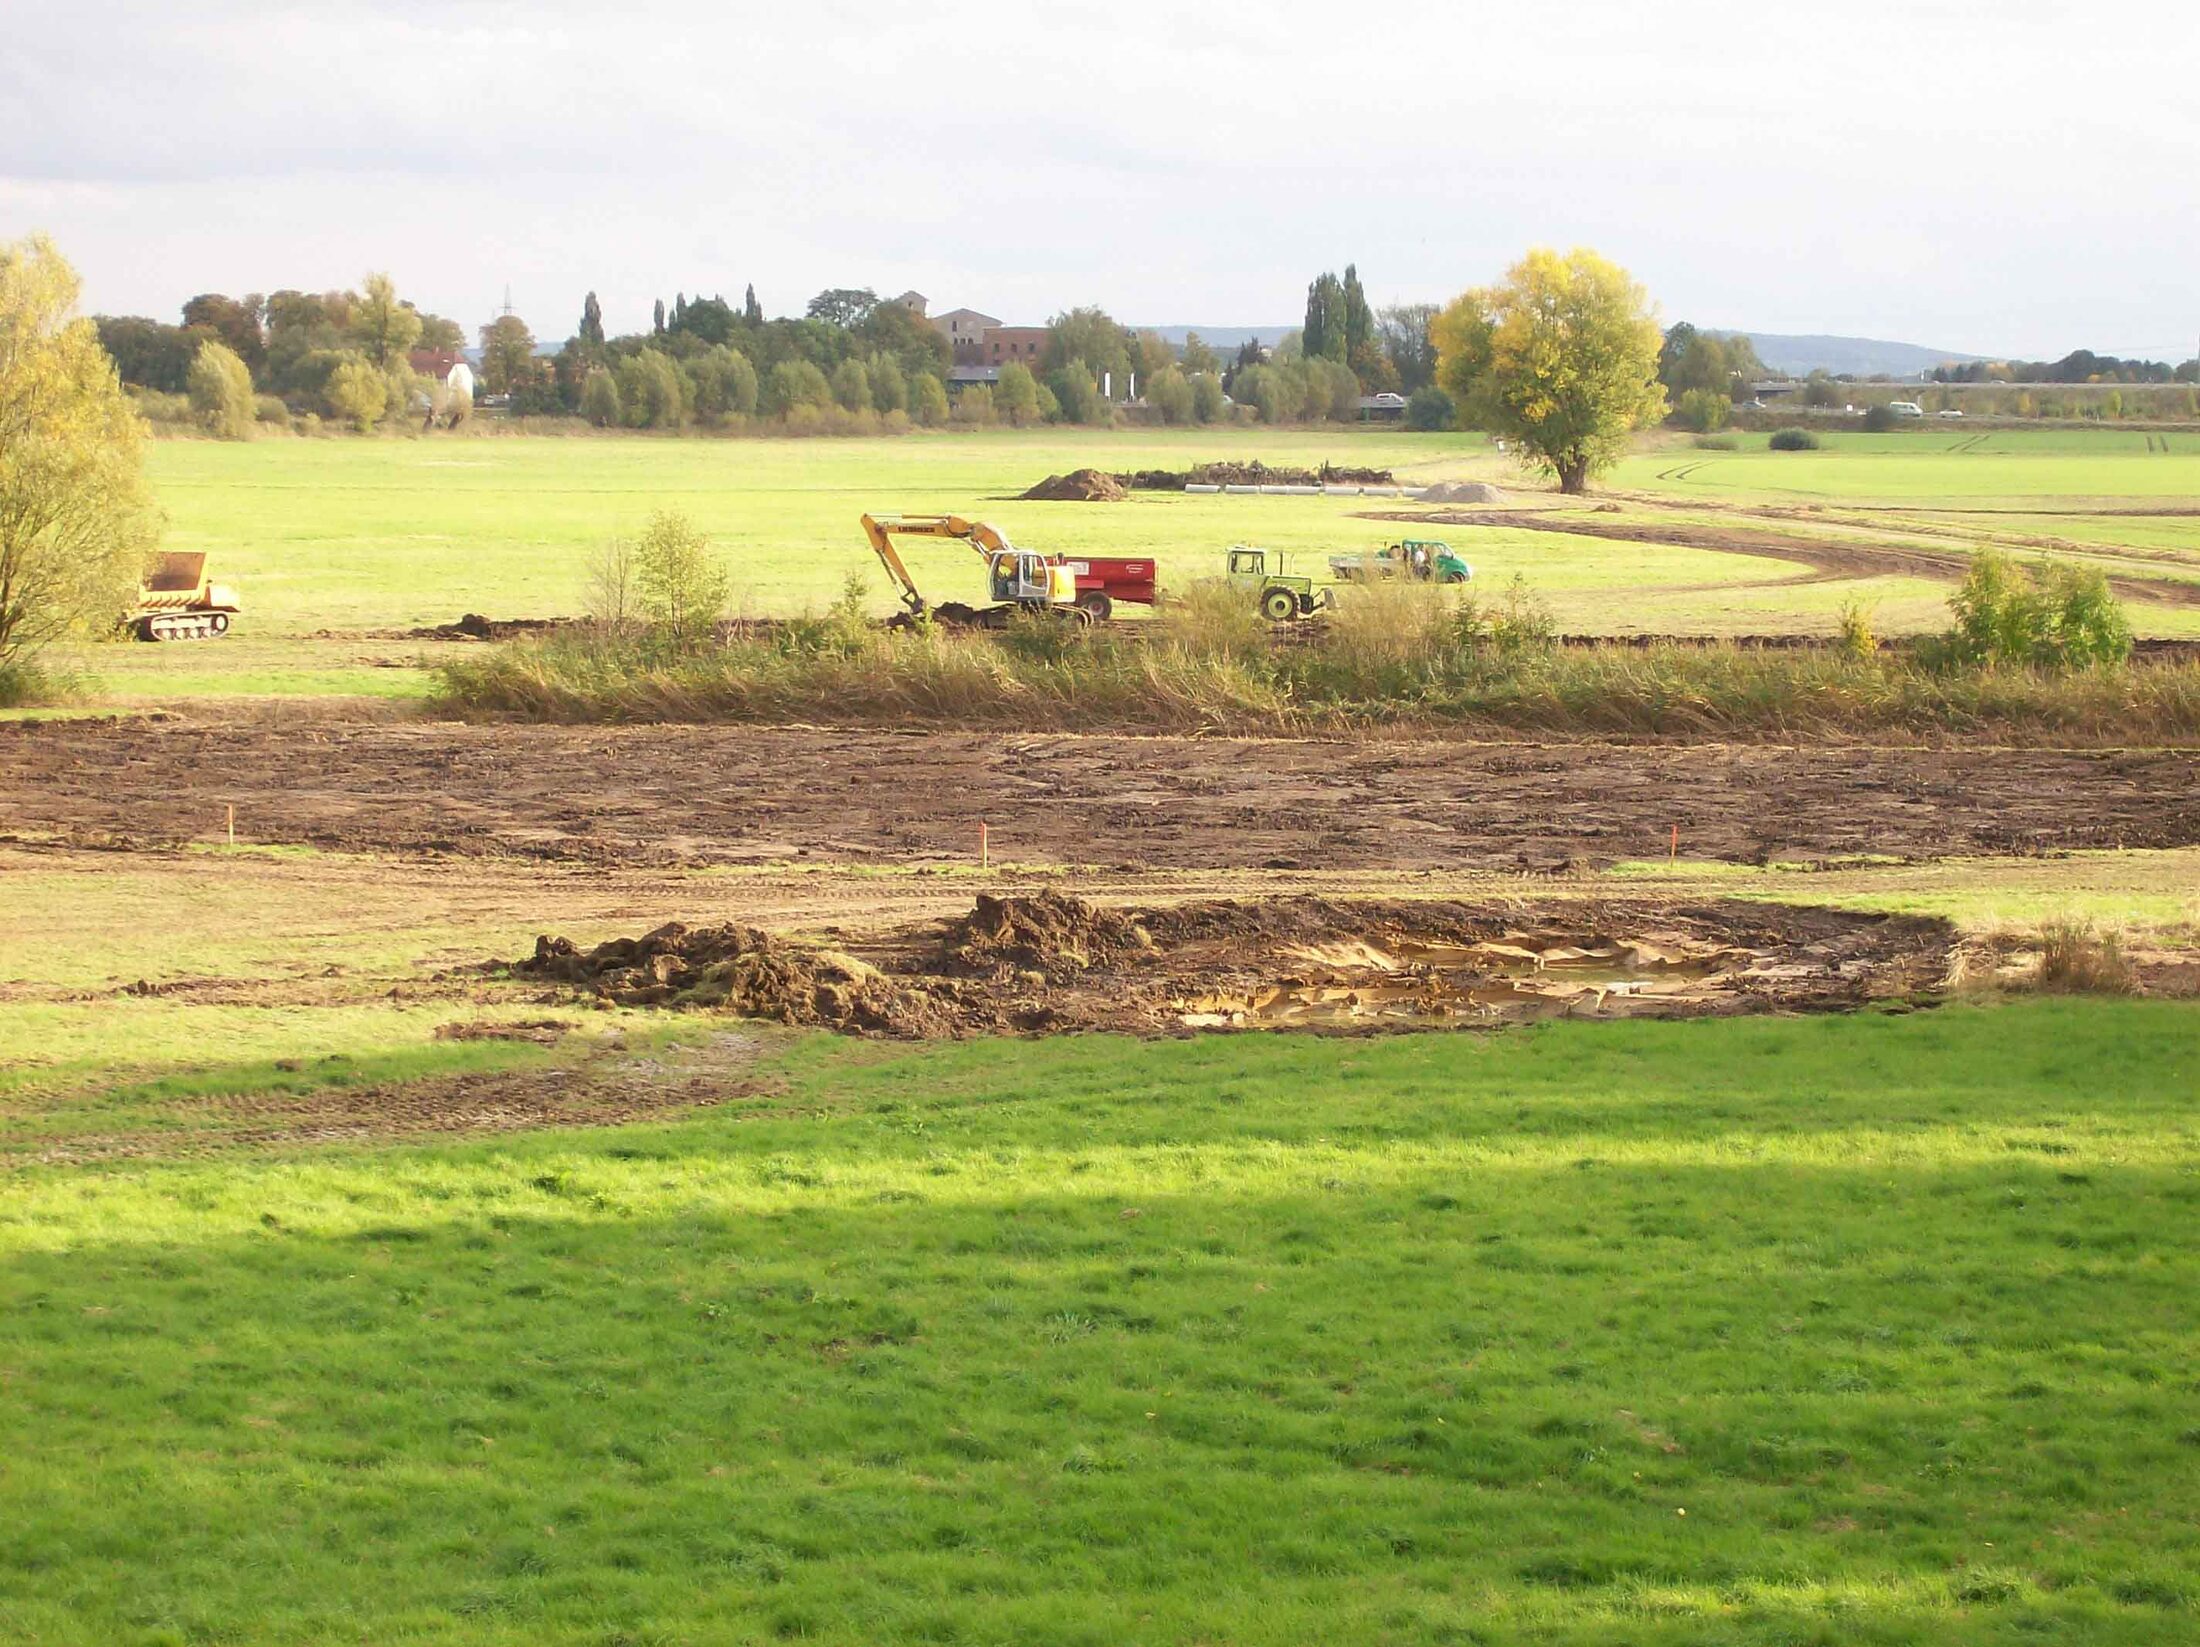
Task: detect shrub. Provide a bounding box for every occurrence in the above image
[767,360,833,418]
[830,359,871,414]
[1189,372,1226,424]
[1768,427,1819,451]
[1835,599,1877,661]
[186,340,256,439]
[631,510,728,651]
[1404,384,1455,431]
[2032,920,2135,995]
[1146,366,1194,426]
[1861,403,1898,433]
[1487,574,1558,655]
[127,388,194,427]
[954,384,996,426]
[1672,387,1729,433]
[254,394,290,428]
[580,368,622,428]
[325,355,388,432]
[908,372,950,426]
[1047,362,1103,425]
[1691,435,1738,451]
[1940,550,2132,670]
[994,363,1039,426]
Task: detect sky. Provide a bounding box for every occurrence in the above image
[4,0,2196,361]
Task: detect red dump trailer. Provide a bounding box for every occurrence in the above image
[1054,556,1157,620]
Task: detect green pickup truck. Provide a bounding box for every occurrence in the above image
[1329,539,1473,585]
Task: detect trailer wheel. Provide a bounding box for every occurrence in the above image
[1260,587,1298,622]
[1076,592,1113,622]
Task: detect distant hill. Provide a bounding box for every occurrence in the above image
[1140,325,1298,351]
[1730,332,1986,379]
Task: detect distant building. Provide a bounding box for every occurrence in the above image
[975,326,1048,370]
[930,307,1001,354]
[894,291,928,318]
[408,348,466,379]
[1356,392,1406,422]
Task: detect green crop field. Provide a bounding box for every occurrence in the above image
[39,424,2199,707]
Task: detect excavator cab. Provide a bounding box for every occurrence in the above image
[988,550,1074,607]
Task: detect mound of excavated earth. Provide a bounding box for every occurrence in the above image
[1021,468,1129,502]
[513,891,1957,1039]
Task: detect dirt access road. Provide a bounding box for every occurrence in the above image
[6,717,2195,871]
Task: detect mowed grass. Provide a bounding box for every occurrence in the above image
[2,1001,2196,1645]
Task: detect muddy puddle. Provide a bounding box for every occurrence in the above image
[510,892,1955,1039]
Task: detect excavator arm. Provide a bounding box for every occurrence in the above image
[859,514,1018,616]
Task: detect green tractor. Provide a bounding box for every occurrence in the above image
[1225,545,1331,621]
[1329,538,1473,585]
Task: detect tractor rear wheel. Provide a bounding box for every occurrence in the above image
[1260,588,1298,622]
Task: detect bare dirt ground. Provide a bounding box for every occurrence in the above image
[512,890,1958,1039]
[6,717,2196,872]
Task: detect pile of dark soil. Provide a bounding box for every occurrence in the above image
[947,890,1152,980]
[1021,468,1129,502]
[520,922,958,1036]
[511,893,1957,1040]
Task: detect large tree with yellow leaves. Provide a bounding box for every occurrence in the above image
[0,236,158,672]
[1433,248,1666,494]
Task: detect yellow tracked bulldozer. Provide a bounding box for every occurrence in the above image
[129,552,239,641]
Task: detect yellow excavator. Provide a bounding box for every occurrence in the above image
[859,513,1087,627]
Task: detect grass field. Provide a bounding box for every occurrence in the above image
[38,423,2198,708]
[4,998,2196,1645]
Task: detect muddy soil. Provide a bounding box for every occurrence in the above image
[1370,508,2200,608]
[1022,468,1129,502]
[513,891,1956,1039]
[5,719,2194,871]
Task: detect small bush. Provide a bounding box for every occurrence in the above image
[0,657,58,707]
[1488,574,1558,654]
[777,573,876,660]
[1862,403,1899,433]
[1940,550,2132,670]
[1691,435,1738,451]
[1673,388,1730,434]
[2032,920,2135,995]
[254,395,291,428]
[1835,599,1877,660]
[1403,385,1456,432]
[1768,427,1819,451]
[632,511,728,652]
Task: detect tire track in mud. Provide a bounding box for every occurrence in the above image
[1363,507,2200,606]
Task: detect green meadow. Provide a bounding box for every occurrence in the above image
[4,1001,2197,1646]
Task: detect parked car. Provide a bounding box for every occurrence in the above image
[1937,408,1965,419]
[1887,401,1925,418]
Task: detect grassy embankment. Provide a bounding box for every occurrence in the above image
[5,998,2198,1645]
[432,579,2200,742]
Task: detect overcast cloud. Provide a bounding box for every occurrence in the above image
[4,0,2195,358]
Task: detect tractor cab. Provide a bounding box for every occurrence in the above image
[1227,547,1271,578]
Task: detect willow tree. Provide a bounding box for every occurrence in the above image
[1433,248,1666,493]
[0,236,159,671]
